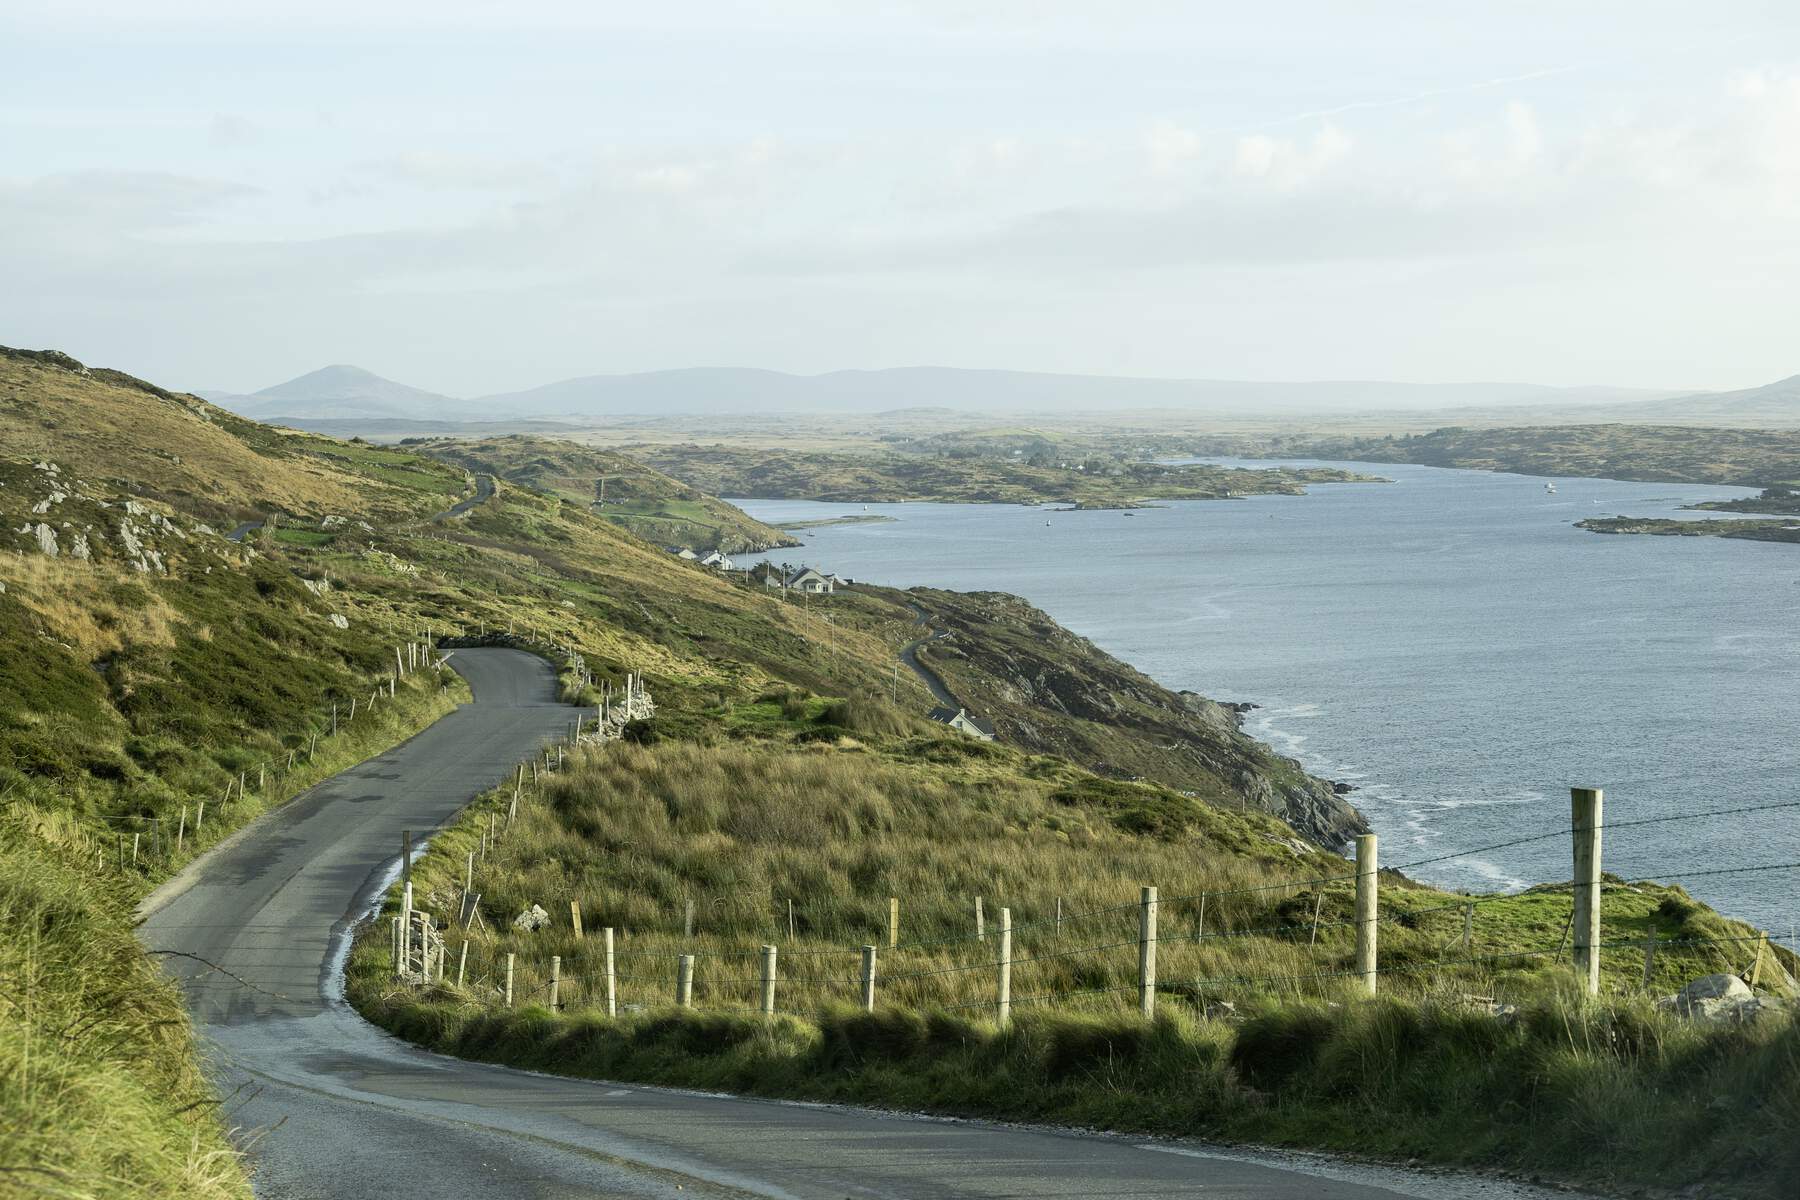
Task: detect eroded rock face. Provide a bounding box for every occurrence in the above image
[33,522,57,556]
[327,613,349,629]
[512,904,551,932]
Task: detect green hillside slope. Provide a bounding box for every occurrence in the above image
[407,435,798,552]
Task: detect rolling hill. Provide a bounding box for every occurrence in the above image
[203,361,1684,423]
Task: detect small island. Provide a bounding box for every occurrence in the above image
[1578,516,1800,544]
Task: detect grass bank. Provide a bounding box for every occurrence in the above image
[347,731,1799,1199]
[352,984,1799,1199]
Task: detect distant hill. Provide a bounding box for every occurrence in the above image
[474,366,1677,418]
[207,363,1685,423]
[203,364,480,421]
[1612,374,1800,426]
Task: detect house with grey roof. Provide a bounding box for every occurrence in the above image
[928,706,995,741]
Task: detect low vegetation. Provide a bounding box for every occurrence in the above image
[405,435,798,552]
[1294,424,1800,489]
[625,443,1381,507]
[6,345,1796,1197]
[350,726,1799,1199]
[1578,516,1800,544]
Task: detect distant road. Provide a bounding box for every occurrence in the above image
[225,519,263,542]
[138,648,1561,1200]
[432,472,495,521]
[900,601,961,709]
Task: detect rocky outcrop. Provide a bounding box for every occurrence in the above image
[906,588,1370,848]
[1660,973,1792,1023]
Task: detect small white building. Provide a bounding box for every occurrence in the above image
[699,550,734,569]
[928,706,995,741]
[783,567,834,594]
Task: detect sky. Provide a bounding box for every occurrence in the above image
[3,2,1799,398]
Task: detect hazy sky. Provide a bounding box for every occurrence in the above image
[4,2,1799,396]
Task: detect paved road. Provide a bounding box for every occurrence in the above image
[138,649,1565,1200]
[900,602,961,710]
[432,472,495,522]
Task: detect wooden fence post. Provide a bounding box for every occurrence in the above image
[997,907,1012,1028]
[975,895,985,942]
[787,899,795,940]
[195,800,204,833]
[1571,788,1603,996]
[401,880,414,976]
[131,832,139,866]
[1055,896,1063,937]
[457,940,469,988]
[676,955,694,1008]
[888,896,899,950]
[860,946,877,1012]
[1139,886,1158,1018]
[505,953,515,1008]
[550,956,561,1011]
[1355,834,1379,995]
[177,806,187,852]
[759,944,777,1017]
[464,851,474,899]
[605,928,618,1017]
[402,831,412,884]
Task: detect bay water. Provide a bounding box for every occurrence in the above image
[735,461,1800,937]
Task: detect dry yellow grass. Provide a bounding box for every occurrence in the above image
[0,555,185,660]
[0,356,367,520]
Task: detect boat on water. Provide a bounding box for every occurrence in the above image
[1545,482,1557,494]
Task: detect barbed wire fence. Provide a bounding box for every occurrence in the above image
[382,717,1800,1024]
[83,630,456,876]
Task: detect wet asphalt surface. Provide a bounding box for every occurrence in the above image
[137,648,1586,1200]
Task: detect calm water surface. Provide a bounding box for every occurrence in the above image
[735,462,1800,934]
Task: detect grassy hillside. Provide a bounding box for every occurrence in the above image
[626,443,1381,507]
[406,434,798,552]
[5,345,1796,1197]
[1297,424,1800,489]
[348,701,1799,1198]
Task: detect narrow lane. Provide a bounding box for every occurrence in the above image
[138,648,1570,1200]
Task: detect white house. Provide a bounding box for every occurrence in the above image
[699,550,733,569]
[928,706,995,741]
[783,567,834,594]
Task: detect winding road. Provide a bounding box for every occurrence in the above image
[138,648,1567,1200]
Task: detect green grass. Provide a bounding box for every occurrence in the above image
[7,347,1798,1197]
[272,526,336,547]
[0,830,248,1200]
[626,443,1382,507]
[351,985,1799,1199]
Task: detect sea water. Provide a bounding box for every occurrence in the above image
[735,461,1800,936]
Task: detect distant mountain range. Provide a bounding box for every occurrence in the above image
[1612,374,1800,424]
[203,363,1720,423]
